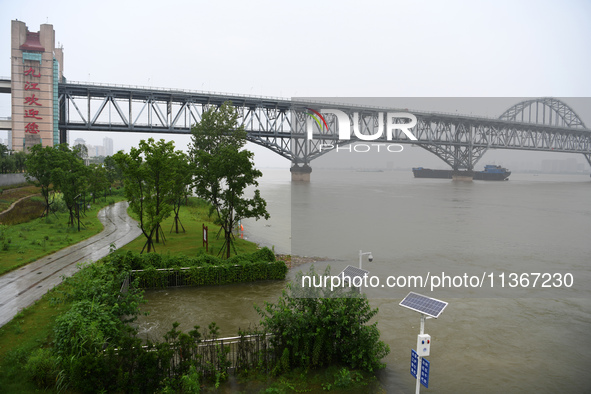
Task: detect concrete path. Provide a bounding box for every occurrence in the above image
[0,201,141,328]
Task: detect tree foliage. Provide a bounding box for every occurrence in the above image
[0,144,27,174]
[51,144,89,226]
[87,164,109,203]
[113,138,178,253]
[103,155,121,188]
[189,102,269,258]
[25,144,56,217]
[24,143,119,225]
[73,143,88,160]
[169,151,191,234]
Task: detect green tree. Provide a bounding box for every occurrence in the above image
[113,138,176,253]
[189,101,269,258]
[103,155,121,192]
[52,144,89,227]
[13,150,27,173]
[87,164,109,203]
[25,144,56,217]
[169,151,191,234]
[73,143,88,160]
[0,144,16,174]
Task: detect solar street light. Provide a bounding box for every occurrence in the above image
[400,292,448,394]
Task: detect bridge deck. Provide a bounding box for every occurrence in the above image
[0,78,10,94]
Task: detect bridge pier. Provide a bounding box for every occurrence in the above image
[452,170,474,182]
[290,164,312,182]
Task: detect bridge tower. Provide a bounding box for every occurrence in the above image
[11,20,64,151]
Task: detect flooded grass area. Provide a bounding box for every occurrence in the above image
[135,280,287,341]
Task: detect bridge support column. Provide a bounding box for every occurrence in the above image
[452,170,473,182]
[290,164,312,182]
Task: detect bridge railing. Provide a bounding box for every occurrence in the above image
[64,80,291,102]
[62,80,521,124]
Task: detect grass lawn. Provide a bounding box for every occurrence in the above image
[0,193,127,276]
[0,285,72,393]
[119,197,261,257]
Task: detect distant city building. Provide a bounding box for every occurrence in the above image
[541,158,580,173]
[73,137,86,146]
[92,145,106,157]
[103,137,113,156]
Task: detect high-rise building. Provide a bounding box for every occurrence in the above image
[103,137,114,156]
[11,20,64,151]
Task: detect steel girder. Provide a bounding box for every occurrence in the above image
[58,84,591,169]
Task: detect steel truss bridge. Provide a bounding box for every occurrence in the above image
[58,82,591,172]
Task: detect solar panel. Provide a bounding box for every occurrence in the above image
[338,265,369,286]
[399,292,448,318]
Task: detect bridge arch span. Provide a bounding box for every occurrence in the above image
[499,98,586,129]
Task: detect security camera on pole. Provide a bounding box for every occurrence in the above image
[359,250,373,270]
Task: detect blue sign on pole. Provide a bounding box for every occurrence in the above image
[420,357,430,388]
[410,349,430,388]
[410,349,418,378]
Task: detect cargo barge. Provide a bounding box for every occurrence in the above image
[412,165,511,181]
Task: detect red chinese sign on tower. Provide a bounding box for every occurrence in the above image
[23,67,42,134]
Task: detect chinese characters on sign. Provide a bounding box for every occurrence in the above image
[24,67,41,77]
[25,122,40,134]
[23,67,42,133]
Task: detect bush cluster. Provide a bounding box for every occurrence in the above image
[110,247,287,288]
[113,246,276,270]
[257,266,390,373]
[48,258,145,392]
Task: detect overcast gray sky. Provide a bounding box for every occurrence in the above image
[1,0,590,169]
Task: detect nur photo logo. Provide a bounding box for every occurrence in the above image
[304,108,419,153]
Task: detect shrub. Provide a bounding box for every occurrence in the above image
[24,348,59,388]
[252,247,276,262]
[53,259,145,358]
[256,266,390,373]
[50,193,68,213]
[53,299,120,357]
[180,365,201,393]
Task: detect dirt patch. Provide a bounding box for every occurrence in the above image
[0,196,45,225]
[276,254,331,270]
[0,185,41,212]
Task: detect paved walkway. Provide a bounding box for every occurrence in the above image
[0,201,141,328]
